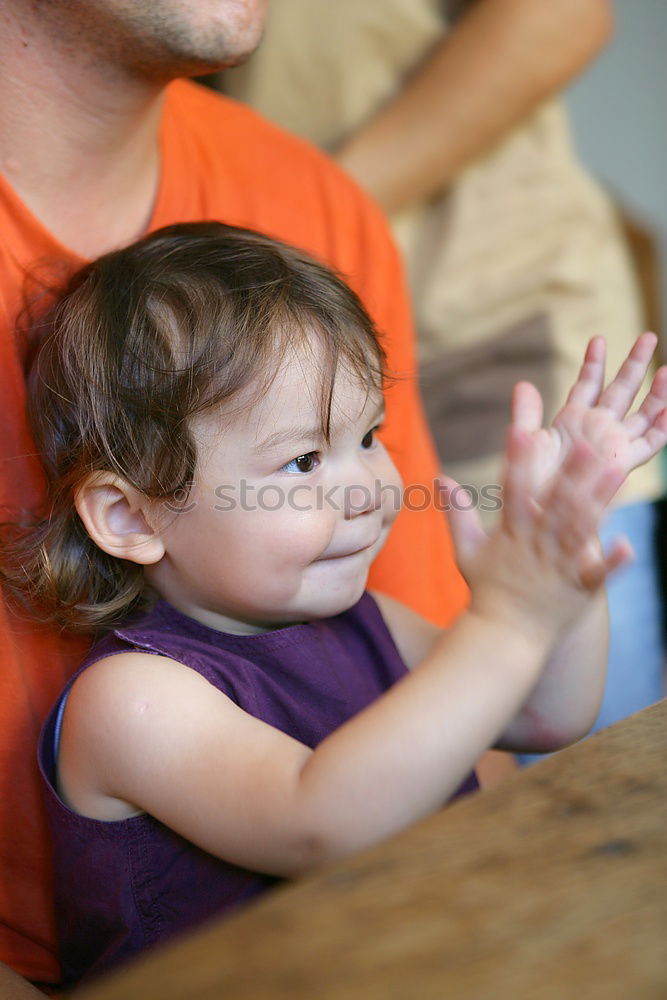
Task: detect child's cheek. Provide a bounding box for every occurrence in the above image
[380,454,404,524]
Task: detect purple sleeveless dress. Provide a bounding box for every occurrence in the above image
[39,592,478,985]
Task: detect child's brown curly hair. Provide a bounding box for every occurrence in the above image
[0,222,386,632]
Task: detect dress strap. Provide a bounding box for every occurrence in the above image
[52,689,71,760]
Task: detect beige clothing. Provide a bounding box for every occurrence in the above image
[224,0,662,506]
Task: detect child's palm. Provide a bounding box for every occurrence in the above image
[514,333,667,496]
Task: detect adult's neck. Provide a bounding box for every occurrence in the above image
[0,10,166,259]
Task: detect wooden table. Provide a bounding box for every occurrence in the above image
[74,700,667,1000]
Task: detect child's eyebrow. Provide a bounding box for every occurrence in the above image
[256,400,385,455]
[255,425,324,454]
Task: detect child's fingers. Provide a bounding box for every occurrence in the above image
[584,453,627,512]
[501,426,537,533]
[565,336,606,407]
[565,461,626,566]
[579,537,634,591]
[438,476,487,573]
[622,365,667,439]
[641,406,667,455]
[539,442,624,556]
[625,406,667,469]
[597,332,658,417]
[511,381,543,434]
[603,536,634,575]
[538,443,599,550]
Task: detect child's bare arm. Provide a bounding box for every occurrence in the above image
[447,333,667,749]
[374,578,609,754]
[59,640,536,877]
[494,333,667,747]
[378,334,667,752]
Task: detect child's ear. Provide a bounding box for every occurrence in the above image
[74,473,165,566]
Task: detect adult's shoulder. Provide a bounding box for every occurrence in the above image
[165,78,353,186]
[163,80,401,298]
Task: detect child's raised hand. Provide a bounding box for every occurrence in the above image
[442,428,630,644]
[511,333,667,495]
[441,333,667,641]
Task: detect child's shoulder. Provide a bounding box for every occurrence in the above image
[56,648,237,820]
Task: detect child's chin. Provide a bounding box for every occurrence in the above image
[316,579,369,620]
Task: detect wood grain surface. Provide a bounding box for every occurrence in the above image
[73,700,667,1000]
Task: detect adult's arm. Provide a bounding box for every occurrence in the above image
[335,0,612,213]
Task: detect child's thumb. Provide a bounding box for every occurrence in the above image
[437,475,487,574]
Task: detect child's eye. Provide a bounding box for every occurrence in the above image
[361,426,381,450]
[280,452,320,474]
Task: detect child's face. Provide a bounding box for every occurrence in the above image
[146,336,402,633]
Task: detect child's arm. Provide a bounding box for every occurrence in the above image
[486,333,667,747]
[498,333,667,747]
[378,333,667,752]
[373,585,610,752]
[59,421,629,879]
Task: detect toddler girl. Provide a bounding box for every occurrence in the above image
[4,222,666,985]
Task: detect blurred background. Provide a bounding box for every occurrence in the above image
[565,0,666,339]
